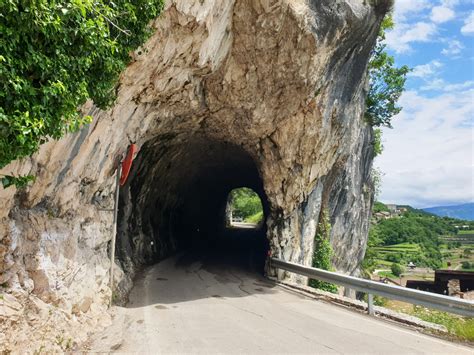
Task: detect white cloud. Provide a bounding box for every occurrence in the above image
[421,79,474,92]
[393,0,431,23]
[441,39,464,56]
[409,60,443,78]
[375,88,474,208]
[388,0,461,53]
[440,0,459,6]
[461,12,474,35]
[386,22,437,53]
[430,6,455,23]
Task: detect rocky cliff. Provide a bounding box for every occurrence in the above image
[0,0,387,351]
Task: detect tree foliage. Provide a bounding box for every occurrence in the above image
[229,188,263,222]
[390,263,403,277]
[366,16,410,128]
[0,0,164,186]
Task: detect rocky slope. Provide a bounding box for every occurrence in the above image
[0,0,388,352]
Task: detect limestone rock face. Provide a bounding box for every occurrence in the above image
[0,0,386,351]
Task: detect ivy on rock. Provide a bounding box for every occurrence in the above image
[0,0,164,187]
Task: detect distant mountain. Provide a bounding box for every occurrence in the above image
[423,203,474,221]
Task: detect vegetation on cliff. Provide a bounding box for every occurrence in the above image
[366,16,410,129]
[366,16,410,160]
[0,0,164,186]
[309,211,338,293]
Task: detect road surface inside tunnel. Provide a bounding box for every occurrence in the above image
[88,231,471,354]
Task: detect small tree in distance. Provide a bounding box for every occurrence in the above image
[391,263,404,277]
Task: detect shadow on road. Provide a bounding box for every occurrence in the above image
[126,226,277,308]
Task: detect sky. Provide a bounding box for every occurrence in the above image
[375,0,474,208]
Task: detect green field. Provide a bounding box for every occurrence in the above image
[440,231,474,245]
[370,243,422,270]
[373,243,421,257]
[374,259,392,266]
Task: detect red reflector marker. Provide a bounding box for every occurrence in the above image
[120,144,138,186]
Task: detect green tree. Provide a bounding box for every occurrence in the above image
[366,16,410,128]
[390,263,403,277]
[0,0,164,187]
[373,201,390,213]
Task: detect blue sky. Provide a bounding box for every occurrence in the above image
[375,0,474,208]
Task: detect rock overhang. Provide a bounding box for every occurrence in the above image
[0,1,389,351]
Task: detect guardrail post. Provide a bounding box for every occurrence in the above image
[109,163,122,306]
[367,293,375,316]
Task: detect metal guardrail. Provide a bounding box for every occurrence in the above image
[270,257,474,317]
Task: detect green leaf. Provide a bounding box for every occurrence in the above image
[1,175,35,189]
[365,15,411,128]
[0,0,165,172]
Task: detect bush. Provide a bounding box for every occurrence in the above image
[390,263,404,277]
[386,253,401,263]
[461,261,471,270]
[363,294,388,307]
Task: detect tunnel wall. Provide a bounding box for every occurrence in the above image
[0,0,388,351]
[114,137,269,295]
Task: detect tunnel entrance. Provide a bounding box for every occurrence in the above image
[116,136,270,282]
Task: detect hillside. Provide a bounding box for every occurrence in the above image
[423,202,474,221]
[363,202,474,274]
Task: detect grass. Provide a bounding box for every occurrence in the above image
[383,301,474,342]
[375,248,419,252]
[245,211,263,224]
[377,271,398,279]
[458,230,474,235]
[373,243,421,254]
[411,306,474,341]
[374,259,392,266]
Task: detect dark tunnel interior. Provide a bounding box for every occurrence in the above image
[116,135,270,276]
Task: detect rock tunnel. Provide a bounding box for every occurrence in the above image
[0,1,389,350]
[116,135,270,280]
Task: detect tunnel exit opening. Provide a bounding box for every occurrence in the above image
[116,135,270,280]
[225,187,265,227]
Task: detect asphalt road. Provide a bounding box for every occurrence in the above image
[88,250,472,354]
